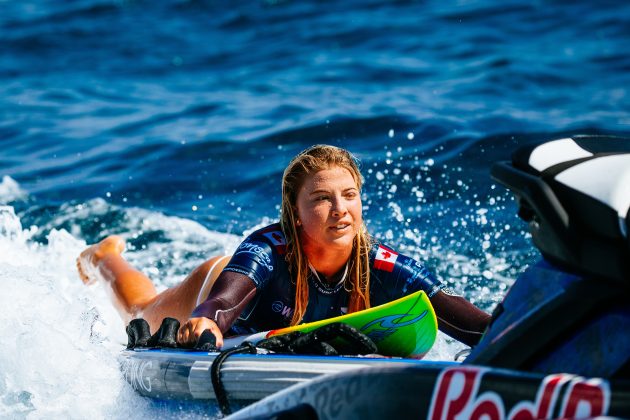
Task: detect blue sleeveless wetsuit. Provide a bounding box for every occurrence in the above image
[222,223,444,335]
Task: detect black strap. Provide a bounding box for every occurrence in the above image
[126,318,151,349]
[211,341,258,415]
[125,317,180,349]
[257,322,378,355]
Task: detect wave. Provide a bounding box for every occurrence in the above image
[0,181,247,417]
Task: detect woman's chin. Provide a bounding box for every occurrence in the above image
[326,232,355,249]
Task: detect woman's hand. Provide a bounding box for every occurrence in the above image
[177,317,224,348]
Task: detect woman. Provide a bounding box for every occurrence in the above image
[77,145,490,348]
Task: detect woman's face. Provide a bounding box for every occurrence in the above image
[295,165,363,253]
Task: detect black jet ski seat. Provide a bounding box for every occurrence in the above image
[491,135,630,285]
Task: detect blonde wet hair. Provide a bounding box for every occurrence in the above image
[280,144,372,326]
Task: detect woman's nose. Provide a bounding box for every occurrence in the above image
[331,198,347,217]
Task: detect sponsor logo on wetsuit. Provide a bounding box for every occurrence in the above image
[402,258,443,297]
[374,245,398,272]
[234,241,274,272]
[271,300,293,318]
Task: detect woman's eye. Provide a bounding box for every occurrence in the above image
[315,195,329,202]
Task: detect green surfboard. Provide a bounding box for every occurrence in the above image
[267,290,437,358]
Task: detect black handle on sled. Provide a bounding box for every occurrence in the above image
[195,329,219,351]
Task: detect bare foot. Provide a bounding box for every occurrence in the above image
[76,235,126,285]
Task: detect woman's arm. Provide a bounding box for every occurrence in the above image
[179,227,281,347]
[178,271,257,347]
[191,270,257,331]
[430,289,491,347]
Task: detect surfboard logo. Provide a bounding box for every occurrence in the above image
[360,310,428,341]
[374,245,398,272]
[120,359,153,393]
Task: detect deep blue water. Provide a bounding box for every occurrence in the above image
[0,0,629,418]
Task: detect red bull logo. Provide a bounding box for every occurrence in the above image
[429,366,610,419]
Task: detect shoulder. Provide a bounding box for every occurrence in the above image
[369,240,428,272]
[243,223,287,255]
[226,223,287,289]
[369,242,401,272]
[369,240,443,298]
[369,241,423,272]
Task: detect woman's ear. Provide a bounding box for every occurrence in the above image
[292,206,300,226]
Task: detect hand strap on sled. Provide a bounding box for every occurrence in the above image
[257,322,378,356]
[125,318,378,416]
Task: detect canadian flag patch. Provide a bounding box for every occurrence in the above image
[262,230,286,255]
[374,245,398,272]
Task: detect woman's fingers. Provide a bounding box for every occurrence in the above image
[177,317,224,348]
[178,318,202,344]
[177,322,190,344]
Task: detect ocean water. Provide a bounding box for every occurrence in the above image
[1,0,629,418]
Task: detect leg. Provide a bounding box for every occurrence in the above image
[77,235,229,333]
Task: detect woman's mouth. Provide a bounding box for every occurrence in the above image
[331,223,351,232]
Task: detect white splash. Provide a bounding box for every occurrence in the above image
[0,206,130,418]
[0,203,228,419]
[0,176,26,204]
